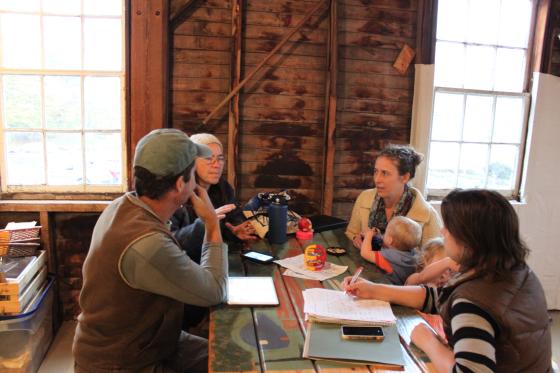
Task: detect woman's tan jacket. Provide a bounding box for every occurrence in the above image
[345,186,442,247]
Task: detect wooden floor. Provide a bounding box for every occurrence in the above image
[37,312,560,372]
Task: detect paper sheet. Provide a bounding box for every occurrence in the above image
[275,254,348,281]
[282,269,317,280]
[303,287,396,325]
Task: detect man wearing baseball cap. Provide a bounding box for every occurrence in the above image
[73,129,227,373]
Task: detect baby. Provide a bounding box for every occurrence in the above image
[406,237,459,287]
[360,216,421,285]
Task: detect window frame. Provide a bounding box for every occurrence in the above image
[419,0,539,200]
[0,3,128,196]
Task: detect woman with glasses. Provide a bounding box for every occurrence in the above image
[171,133,257,264]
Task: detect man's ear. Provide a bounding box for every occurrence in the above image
[174,175,185,192]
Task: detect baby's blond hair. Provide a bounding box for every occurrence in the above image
[416,237,445,271]
[385,216,421,251]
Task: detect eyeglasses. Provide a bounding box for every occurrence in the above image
[203,155,225,164]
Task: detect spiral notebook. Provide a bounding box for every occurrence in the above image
[227,277,279,306]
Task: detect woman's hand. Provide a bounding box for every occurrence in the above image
[411,323,455,372]
[342,277,378,298]
[226,221,258,241]
[411,323,438,348]
[214,203,236,220]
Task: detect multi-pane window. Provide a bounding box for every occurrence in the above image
[0,0,125,193]
[426,0,534,197]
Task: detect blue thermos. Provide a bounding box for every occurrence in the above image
[268,197,288,244]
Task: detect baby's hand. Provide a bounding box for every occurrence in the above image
[364,228,376,239]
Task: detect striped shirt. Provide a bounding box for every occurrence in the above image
[422,286,498,372]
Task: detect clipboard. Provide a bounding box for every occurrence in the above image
[227,277,279,306]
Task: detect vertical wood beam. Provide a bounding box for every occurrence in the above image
[228,0,243,190]
[39,211,53,272]
[415,0,438,64]
[531,0,553,74]
[321,0,338,215]
[130,0,169,164]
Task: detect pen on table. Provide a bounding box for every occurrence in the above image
[346,266,363,295]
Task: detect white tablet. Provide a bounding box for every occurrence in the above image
[227,276,279,306]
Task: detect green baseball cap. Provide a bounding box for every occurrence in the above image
[133,129,212,177]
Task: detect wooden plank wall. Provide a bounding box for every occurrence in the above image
[238,0,328,214]
[332,0,417,218]
[170,0,418,218]
[171,0,232,157]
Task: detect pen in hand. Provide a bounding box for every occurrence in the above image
[346,266,363,295]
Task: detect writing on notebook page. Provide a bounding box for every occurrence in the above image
[303,288,396,325]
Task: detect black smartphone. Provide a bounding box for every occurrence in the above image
[241,250,275,264]
[341,325,384,340]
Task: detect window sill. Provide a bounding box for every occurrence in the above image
[0,199,111,213]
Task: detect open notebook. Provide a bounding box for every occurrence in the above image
[227,277,279,306]
[302,288,396,325]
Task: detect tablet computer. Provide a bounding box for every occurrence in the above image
[227,277,279,306]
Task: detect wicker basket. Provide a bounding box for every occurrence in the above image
[0,243,40,257]
[0,227,41,242]
[0,227,41,257]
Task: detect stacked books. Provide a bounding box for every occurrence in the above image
[302,288,405,368]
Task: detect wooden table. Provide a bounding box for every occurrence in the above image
[209,229,435,372]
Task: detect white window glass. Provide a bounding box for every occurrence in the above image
[44,76,81,129]
[466,0,500,45]
[44,16,81,70]
[85,133,122,185]
[42,0,81,15]
[436,0,468,42]
[5,132,45,185]
[46,132,83,185]
[0,0,40,12]
[434,42,465,88]
[1,14,41,69]
[83,0,122,16]
[494,48,526,92]
[431,92,464,141]
[487,145,518,190]
[465,45,495,90]
[462,95,493,143]
[84,77,121,130]
[3,75,42,129]
[84,18,122,71]
[493,97,524,144]
[427,142,460,189]
[498,0,532,48]
[457,143,489,188]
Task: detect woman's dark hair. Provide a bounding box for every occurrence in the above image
[378,144,423,179]
[441,189,529,277]
[134,162,195,200]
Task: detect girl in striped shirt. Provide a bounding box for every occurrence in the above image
[344,189,551,372]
